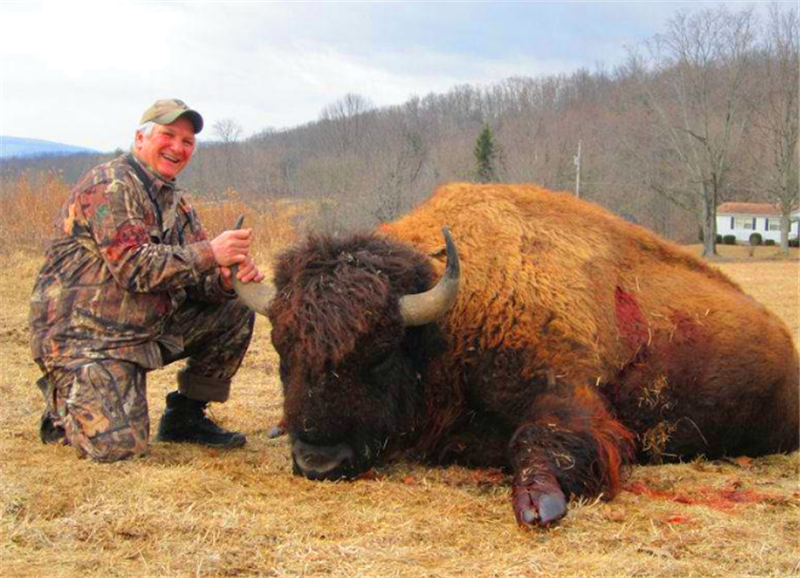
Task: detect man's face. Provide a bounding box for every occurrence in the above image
[135,117,196,180]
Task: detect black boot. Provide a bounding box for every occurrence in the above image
[39,411,66,444]
[157,391,246,448]
[37,376,66,444]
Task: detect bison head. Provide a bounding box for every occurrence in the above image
[232,225,460,481]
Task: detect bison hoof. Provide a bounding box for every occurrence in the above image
[512,485,567,527]
[267,424,286,439]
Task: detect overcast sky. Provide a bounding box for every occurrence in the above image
[0,0,786,152]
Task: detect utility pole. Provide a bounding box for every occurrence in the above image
[574,140,582,199]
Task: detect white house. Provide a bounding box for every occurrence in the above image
[716,202,800,244]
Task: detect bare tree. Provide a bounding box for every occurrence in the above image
[212,118,244,192]
[213,118,244,145]
[318,93,375,156]
[751,4,799,253]
[633,6,758,257]
[371,99,430,223]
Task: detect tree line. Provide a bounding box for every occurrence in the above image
[2,4,797,254]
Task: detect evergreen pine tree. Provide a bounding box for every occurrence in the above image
[474,124,498,183]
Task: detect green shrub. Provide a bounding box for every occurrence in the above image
[723,235,737,245]
[749,233,763,246]
[765,239,776,246]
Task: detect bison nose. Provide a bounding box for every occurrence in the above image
[291,438,355,479]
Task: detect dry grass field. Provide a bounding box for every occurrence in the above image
[1,187,798,577]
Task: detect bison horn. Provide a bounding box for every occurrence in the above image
[229,215,275,316]
[399,227,461,327]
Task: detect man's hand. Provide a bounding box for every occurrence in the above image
[210,229,252,267]
[220,256,265,292]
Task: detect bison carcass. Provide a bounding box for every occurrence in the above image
[235,183,800,527]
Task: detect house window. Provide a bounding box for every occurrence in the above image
[734,217,754,230]
[768,220,781,231]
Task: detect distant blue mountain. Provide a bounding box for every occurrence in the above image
[0,136,101,159]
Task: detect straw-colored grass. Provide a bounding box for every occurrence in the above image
[0,172,70,254]
[1,196,798,577]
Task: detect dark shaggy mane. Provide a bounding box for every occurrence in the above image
[268,233,437,369]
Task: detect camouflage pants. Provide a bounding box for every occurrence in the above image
[37,298,255,462]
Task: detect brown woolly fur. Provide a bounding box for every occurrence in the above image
[378,183,800,461]
[380,183,742,382]
[268,233,448,478]
[268,182,799,527]
[269,233,435,370]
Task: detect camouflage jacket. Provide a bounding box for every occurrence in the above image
[30,154,233,371]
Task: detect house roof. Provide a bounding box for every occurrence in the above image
[717,202,782,216]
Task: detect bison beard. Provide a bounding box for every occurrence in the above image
[241,183,800,529]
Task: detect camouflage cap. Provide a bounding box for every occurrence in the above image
[140,99,203,134]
